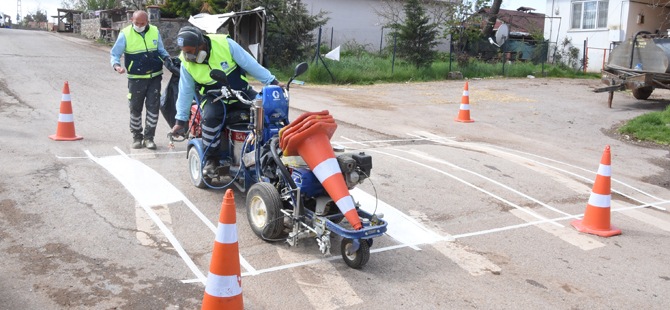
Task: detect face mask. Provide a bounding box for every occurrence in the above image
[133,24,146,33]
[185,49,207,64]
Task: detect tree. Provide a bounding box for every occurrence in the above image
[61,0,115,11]
[160,0,205,18]
[23,6,49,23]
[250,0,329,66]
[442,0,488,54]
[390,0,438,69]
[482,0,501,38]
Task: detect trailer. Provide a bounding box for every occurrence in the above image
[595,31,670,107]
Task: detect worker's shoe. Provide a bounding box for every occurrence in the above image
[203,157,218,176]
[131,138,143,149]
[143,139,157,150]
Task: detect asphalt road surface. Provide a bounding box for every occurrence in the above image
[1,29,670,309]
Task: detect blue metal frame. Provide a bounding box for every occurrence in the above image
[305,208,388,241]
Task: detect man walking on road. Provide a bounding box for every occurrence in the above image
[110,10,170,149]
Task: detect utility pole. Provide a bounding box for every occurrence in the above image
[17,0,22,23]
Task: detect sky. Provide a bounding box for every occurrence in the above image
[501,0,547,14]
[1,0,64,23]
[1,0,548,23]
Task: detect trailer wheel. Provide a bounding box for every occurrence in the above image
[341,238,370,269]
[632,87,654,100]
[188,147,210,188]
[247,182,284,240]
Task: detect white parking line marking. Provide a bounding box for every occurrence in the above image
[86,148,257,279]
[339,136,369,147]
[510,208,605,250]
[367,149,565,227]
[276,247,363,309]
[135,203,173,248]
[85,150,207,284]
[432,241,502,276]
[452,200,670,239]
[490,144,665,202]
[351,188,445,246]
[393,148,579,219]
[410,210,500,275]
[612,201,670,233]
[413,131,668,211]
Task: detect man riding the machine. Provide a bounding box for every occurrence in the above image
[170,26,285,176]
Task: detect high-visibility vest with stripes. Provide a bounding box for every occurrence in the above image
[121,24,164,79]
[179,34,249,93]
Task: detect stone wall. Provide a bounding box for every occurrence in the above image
[81,18,101,40]
[154,19,191,55]
[78,15,188,56]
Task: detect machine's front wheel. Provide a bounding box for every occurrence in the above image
[341,238,370,269]
[246,182,284,240]
[188,147,210,188]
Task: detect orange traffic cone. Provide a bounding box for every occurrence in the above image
[202,189,243,310]
[281,112,363,230]
[571,146,621,237]
[454,82,474,123]
[49,81,83,141]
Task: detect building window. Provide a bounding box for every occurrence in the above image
[571,1,608,29]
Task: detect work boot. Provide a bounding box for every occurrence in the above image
[143,139,157,150]
[203,157,218,176]
[131,138,143,149]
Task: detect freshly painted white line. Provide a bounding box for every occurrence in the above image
[414,131,667,211]
[89,148,258,276]
[490,143,665,202]
[452,200,670,239]
[236,200,670,278]
[241,256,341,277]
[432,241,501,276]
[392,148,578,219]
[350,188,444,247]
[181,199,257,276]
[510,208,605,251]
[86,150,207,284]
[367,149,565,227]
[135,203,172,247]
[331,137,434,144]
[113,147,131,159]
[612,201,670,233]
[340,136,370,147]
[181,278,203,284]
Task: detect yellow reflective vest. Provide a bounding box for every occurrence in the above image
[121,24,164,79]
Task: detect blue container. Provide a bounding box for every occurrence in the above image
[261,85,288,122]
[291,168,325,198]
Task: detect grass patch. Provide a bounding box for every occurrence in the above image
[269,52,599,85]
[619,105,670,144]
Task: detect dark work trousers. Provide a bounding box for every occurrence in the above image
[201,92,255,159]
[128,75,162,140]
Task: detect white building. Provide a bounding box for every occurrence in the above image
[544,0,670,72]
[302,0,457,53]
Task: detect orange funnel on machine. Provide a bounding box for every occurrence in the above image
[280,111,363,230]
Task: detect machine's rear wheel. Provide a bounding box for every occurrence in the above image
[632,86,654,100]
[188,147,210,188]
[341,238,370,269]
[247,182,284,240]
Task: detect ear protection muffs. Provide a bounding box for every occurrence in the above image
[195,49,208,63]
